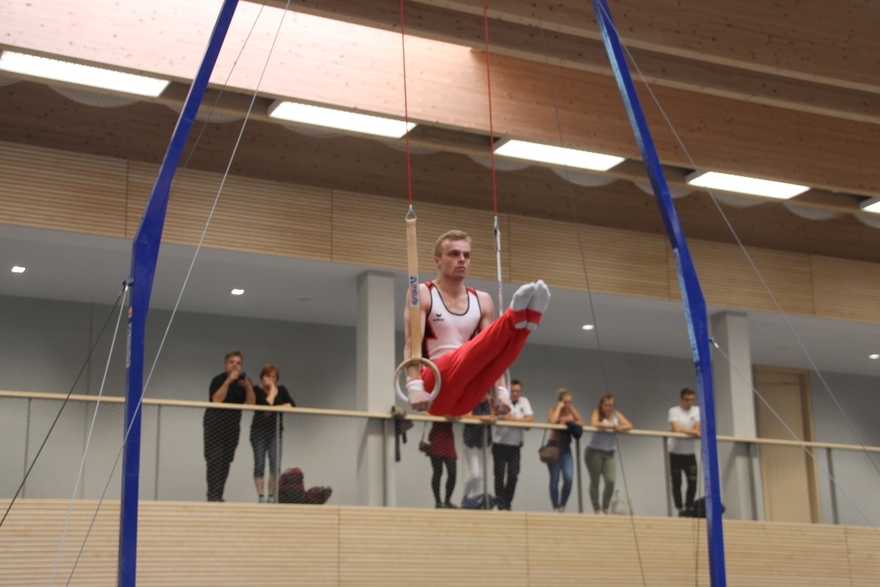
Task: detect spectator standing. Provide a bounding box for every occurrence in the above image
[668,387,701,516]
[461,394,497,503]
[492,379,534,510]
[429,420,458,508]
[546,388,584,513]
[250,364,294,503]
[585,394,632,514]
[204,351,255,502]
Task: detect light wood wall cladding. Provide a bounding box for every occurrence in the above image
[5,0,880,198]
[810,255,880,324]
[126,162,334,260]
[4,139,880,324]
[668,241,816,316]
[845,526,880,587]
[0,142,127,238]
[331,190,508,282]
[723,520,852,587]
[508,215,669,299]
[338,508,528,587]
[2,500,877,586]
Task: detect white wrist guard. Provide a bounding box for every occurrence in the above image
[406,378,426,394]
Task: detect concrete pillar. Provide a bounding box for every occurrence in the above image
[356,271,397,506]
[711,311,763,520]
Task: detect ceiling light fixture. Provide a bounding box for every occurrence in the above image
[859,198,880,214]
[268,101,415,139]
[494,139,624,172]
[230,289,245,296]
[0,51,169,97]
[685,171,809,200]
[581,324,595,331]
[11,266,26,273]
[870,354,879,360]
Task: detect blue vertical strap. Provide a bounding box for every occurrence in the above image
[589,1,727,586]
[119,1,240,585]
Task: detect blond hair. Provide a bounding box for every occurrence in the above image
[556,388,572,402]
[433,230,471,258]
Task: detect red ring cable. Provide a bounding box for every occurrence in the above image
[483,0,499,216]
[399,0,413,206]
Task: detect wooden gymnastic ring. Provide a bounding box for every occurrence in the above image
[394,358,442,405]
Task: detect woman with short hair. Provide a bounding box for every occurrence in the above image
[250,364,294,503]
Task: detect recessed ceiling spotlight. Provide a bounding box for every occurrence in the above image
[870,354,880,360]
[11,266,26,273]
[581,324,595,331]
[230,289,245,296]
[0,51,169,97]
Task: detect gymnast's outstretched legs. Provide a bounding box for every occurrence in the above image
[422,280,550,416]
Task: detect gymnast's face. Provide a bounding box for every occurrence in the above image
[435,238,471,280]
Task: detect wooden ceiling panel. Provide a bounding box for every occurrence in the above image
[3,80,880,266]
[4,0,880,199]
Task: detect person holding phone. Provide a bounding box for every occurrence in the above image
[250,364,294,503]
[204,351,256,502]
[546,388,584,513]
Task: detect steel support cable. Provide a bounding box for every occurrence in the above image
[533,4,645,585]
[0,287,125,531]
[592,0,880,483]
[48,286,129,586]
[63,3,294,582]
[712,340,880,533]
[480,1,506,322]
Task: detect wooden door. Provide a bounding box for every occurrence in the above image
[753,366,821,523]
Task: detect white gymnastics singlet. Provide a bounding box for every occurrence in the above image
[422,281,482,360]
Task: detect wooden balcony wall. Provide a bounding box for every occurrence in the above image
[1,500,878,586]
[2,139,879,324]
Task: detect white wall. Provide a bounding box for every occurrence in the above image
[2,293,879,526]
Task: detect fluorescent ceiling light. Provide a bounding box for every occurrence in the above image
[686,171,809,200]
[859,198,880,214]
[0,51,168,97]
[581,324,595,331]
[494,139,624,172]
[11,266,26,273]
[870,354,880,360]
[230,289,245,296]
[268,101,415,139]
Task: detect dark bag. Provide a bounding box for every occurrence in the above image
[278,467,333,505]
[305,486,333,505]
[681,497,725,518]
[538,429,559,464]
[461,493,502,510]
[418,421,433,455]
[278,467,305,504]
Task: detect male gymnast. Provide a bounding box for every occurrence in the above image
[404,230,550,416]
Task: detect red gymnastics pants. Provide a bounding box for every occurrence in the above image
[423,307,532,416]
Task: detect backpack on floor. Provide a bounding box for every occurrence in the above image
[278,467,306,504]
[278,467,332,505]
[682,497,725,518]
[460,493,501,510]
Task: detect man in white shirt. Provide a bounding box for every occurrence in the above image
[492,379,534,510]
[668,387,701,516]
